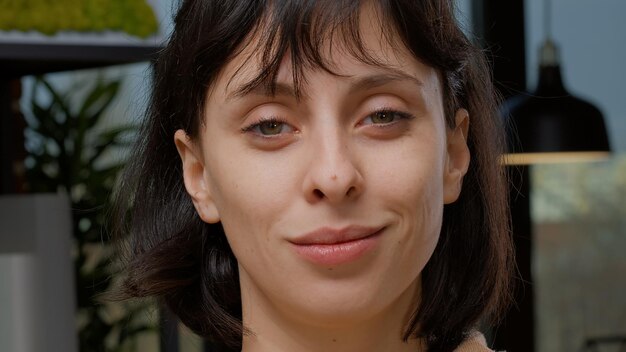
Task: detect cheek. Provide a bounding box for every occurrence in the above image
[386,172,443,292]
[369,127,446,216]
[203,145,297,256]
[368,131,445,269]
[385,160,444,249]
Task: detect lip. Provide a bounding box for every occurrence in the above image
[289,225,385,266]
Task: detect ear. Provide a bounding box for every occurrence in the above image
[443,109,471,204]
[174,130,220,223]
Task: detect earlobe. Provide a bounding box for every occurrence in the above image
[443,109,471,204]
[174,130,221,223]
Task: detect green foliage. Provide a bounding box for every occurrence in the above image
[24,77,154,352]
[0,0,158,38]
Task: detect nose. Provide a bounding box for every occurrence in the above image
[302,130,364,204]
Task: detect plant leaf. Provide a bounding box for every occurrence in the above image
[79,80,121,128]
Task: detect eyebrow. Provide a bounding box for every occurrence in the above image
[347,69,424,95]
[226,68,423,102]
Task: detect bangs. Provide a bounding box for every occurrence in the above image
[170,0,469,135]
[229,0,408,98]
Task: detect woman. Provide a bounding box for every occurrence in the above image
[114,0,513,351]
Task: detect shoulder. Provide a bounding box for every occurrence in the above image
[453,332,495,352]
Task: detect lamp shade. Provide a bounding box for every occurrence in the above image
[502,40,611,165]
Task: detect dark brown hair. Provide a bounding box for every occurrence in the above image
[113,1,513,351]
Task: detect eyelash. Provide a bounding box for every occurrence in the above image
[361,108,415,127]
[240,117,291,136]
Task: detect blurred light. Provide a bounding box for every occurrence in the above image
[502,39,611,165]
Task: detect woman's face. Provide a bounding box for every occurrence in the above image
[175,6,470,330]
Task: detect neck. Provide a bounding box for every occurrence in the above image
[239,273,425,352]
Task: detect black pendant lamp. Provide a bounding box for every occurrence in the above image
[502,0,611,165]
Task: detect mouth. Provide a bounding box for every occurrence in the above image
[289,225,386,266]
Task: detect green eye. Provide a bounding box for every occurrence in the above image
[242,118,294,136]
[364,110,412,125]
[370,111,396,124]
[258,120,284,135]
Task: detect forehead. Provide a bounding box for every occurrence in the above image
[210,1,438,100]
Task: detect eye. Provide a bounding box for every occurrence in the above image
[242,118,295,136]
[362,109,413,126]
[257,120,285,135]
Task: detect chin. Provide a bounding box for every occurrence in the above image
[281,274,420,329]
[293,298,388,328]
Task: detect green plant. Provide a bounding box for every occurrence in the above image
[0,0,158,38]
[24,77,154,352]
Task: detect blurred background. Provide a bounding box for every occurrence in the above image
[0,1,624,352]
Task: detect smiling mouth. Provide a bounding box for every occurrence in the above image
[289,226,385,266]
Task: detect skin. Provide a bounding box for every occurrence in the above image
[175,4,470,352]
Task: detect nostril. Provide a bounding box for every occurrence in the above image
[313,189,324,199]
[346,186,356,197]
